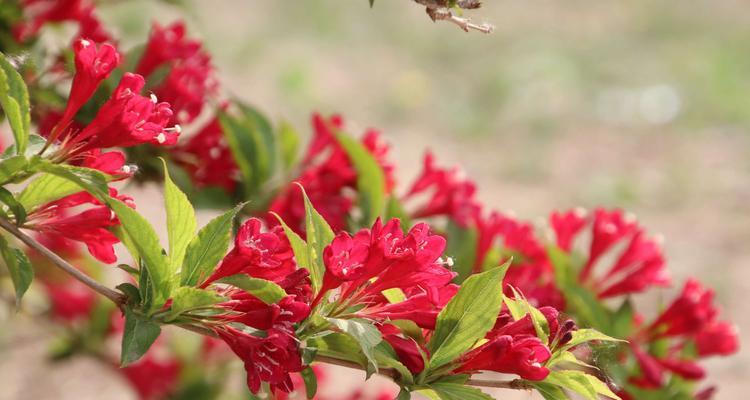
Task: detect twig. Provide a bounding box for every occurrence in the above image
[0,216,126,307]
[414,0,494,33]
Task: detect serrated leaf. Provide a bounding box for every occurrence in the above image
[300,366,317,399]
[18,174,86,211]
[334,132,386,225]
[165,287,224,321]
[327,317,382,373]
[308,332,367,365]
[180,204,242,287]
[163,161,197,273]
[30,161,110,200]
[300,185,334,293]
[429,383,493,400]
[121,307,161,366]
[0,155,28,185]
[428,263,509,369]
[217,274,286,304]
[0,52,30,154]
[0,235,33,306]
[505,287,549,344]
[108,199,171,312]
[0,187,26,225]
[374,340,415,384]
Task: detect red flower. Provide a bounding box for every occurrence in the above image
[26,188,133,263]
[51,39,119,142]
[456,334,551,380]
[695,321,739,357]
[218,293,310,332]
[268,113,395,234]
[649,279,718,338]
[216,325,304,394]
[174,117,239,192]
[378,324,427,374]
[41,277,96,322]
[120,354,181,400]
[404,151,481,227]
[14,0,111,43]
[360,285,458,330]
[475,211,564,309]
[66,72,178,152]
[135,22,217,124]
[202,218,297,287]
[629,343,705,388]
[551,208,670,299]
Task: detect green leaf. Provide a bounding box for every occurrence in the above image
[0,155,29,186]
[0,52,30,154]
[0,187,26,224]
[300,185,335,293]
[121,307,162,366]
[611,299,635,338]
[0,235,33,306]
[334,132,386,225]
[444,220,478,283]
[374,341,415,384]
[30,161,110,200]
[18,174,83,211]
[558,328,625,354]
[272,211,310,273]
[180,204,242,287]
[163,161,197,273]
[543,370,620,400]
[504,287,549,344]
[216,274,286,304]
[108,199,171,312]
[165,287,224,321]
[300,366,317,399]
[277,120,299,170]
[429,383,493,400]
[428,263,509,369]
[308,332,367,366]
[327,317,382,372]
[530,382,568,400]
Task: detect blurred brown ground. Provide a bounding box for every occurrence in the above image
[1,0,749,398]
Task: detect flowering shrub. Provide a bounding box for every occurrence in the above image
[0,1,739,399]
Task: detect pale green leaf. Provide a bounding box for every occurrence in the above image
[217,274,286,304]
[180,204,242,286]
[163,161,197,273]
[0,52,30,154]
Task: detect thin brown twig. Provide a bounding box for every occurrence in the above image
[0,216,126,307]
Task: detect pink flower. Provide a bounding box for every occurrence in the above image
[404,151,481,227]
[549,209,587,252]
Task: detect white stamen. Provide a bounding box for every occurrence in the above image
[80,39,91,47]
[150,93,158,103]
[156,133,166,144]
[209,147,221,159]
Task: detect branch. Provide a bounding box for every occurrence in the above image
[0,216,126,307]
[414,0,494,33]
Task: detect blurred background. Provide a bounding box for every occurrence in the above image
[1,0,748,398]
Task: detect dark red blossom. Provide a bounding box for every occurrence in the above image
[378,324,427,374]
[649,279,718,338]
[457,334,551,380]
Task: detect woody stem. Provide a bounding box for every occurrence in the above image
[0,216,126,307]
